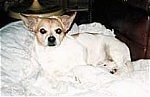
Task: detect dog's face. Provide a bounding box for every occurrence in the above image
[20,12,76,47]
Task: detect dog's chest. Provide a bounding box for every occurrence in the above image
[33,37,86,75]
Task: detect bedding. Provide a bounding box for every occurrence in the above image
[0,21,149,96]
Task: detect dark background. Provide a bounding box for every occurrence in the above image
[0,0,92,28]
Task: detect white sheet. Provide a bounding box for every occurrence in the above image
[0,21,149,96]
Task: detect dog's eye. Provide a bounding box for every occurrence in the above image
[40,28,47,34]
[55,28,62,34]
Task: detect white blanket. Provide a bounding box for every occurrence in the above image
[0,21,149,96]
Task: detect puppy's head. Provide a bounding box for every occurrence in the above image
[20,12,76,47]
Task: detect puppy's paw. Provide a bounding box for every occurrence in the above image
[97,61,118,74]
[109,68,118,74]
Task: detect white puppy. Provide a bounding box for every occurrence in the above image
[20,12,133,94]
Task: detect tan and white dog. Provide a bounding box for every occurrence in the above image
[20,12,133,84]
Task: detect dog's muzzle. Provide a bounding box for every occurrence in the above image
[48,36,56,46]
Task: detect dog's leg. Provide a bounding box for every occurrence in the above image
[108,41,134,76]
[95,43,118,74]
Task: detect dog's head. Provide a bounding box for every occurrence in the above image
[20,12,76,47]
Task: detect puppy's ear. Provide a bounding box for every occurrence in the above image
[19,13,41,31]
[59,12,76,31]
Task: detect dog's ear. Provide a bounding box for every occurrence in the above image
[19,13,41,31]
[59,12,76,31]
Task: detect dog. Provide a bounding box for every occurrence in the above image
[20,12,133,92]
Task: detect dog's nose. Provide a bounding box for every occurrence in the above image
[48,36,56,43]
[48,36,56,46]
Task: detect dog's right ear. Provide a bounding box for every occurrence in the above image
[59,12,77,32]
[19,13,41,31]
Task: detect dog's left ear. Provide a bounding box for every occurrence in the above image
[19,13,41,31]
[59,12,77,31]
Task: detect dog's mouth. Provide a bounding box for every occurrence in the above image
[48,42,56,46]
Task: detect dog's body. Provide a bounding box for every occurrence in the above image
[73,33,132,73]
[20,12,133,92]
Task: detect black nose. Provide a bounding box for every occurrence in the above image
[48,36,56,43]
